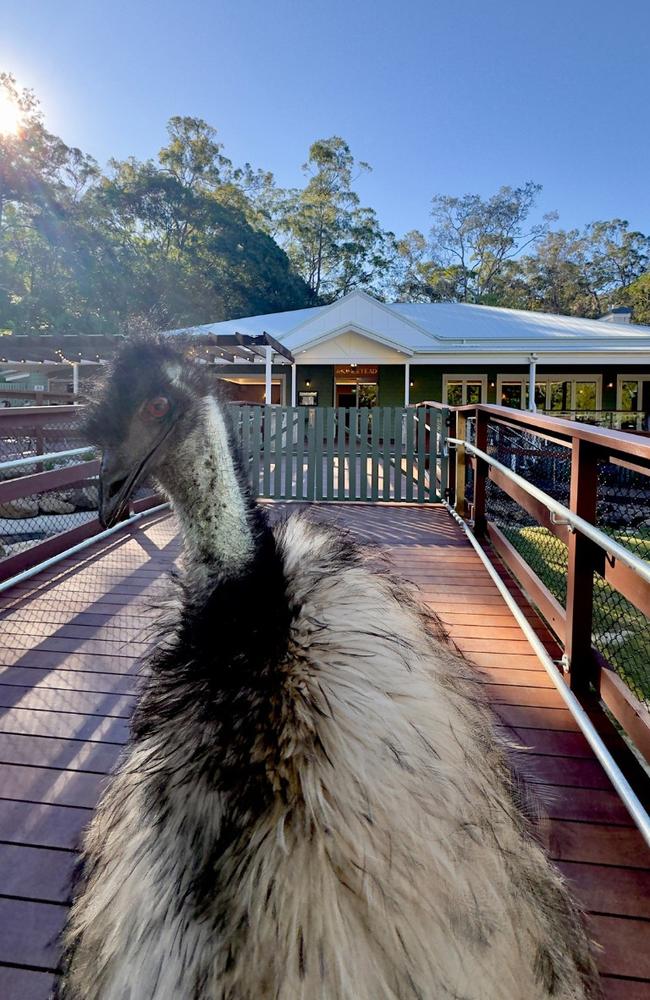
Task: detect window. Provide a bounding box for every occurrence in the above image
[617,375,650,429]
[444,375,488,406]
[621,380,640,411]
[497,375,601,411]
[500,382,523,408]
[575,381,597,410]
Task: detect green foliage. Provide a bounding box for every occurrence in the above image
[618,273,650,325]
[276,137,396,303]
[0,78,310,335]
[390,183,650,322]
[424,182,556,303]
[1,71,648,331]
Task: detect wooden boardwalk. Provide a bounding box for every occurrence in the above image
[0,504,648,999]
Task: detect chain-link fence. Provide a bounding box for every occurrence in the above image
[0,409,100,563]
[480,420,650,706]
[593,459,650,703]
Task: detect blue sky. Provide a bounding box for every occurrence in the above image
[3,0,649,238]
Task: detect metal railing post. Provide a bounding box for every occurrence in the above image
[454,410,467,516]
[473,408,489,536]
[565,439,599,694]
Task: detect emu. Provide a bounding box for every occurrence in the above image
[55,339,597,1000]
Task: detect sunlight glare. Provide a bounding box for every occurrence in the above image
[0,91,21,135]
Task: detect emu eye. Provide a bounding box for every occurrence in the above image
[142,396,170,421]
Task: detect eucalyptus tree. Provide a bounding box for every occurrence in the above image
[426,182,556,303]
[277,137,395,303]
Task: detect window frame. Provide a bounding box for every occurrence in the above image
[442,374,488,407]
[496,373,602,411]
[616,374,650,411]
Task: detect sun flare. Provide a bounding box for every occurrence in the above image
[0,91,22,135]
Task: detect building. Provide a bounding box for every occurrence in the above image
[172,290,650,427]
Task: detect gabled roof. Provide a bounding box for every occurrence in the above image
[168,290,650,357]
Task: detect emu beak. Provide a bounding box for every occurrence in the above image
[98,451,140,529]
[98,422,175,528]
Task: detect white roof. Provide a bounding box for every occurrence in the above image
[168,290,650,361]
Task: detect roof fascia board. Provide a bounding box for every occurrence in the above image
[430,334,650,345]
[409,350,650,365]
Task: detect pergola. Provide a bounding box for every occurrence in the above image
[0,331,296,403]
[177,331,296,404]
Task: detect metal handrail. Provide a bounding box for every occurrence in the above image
[447,435,650,586]
[0,447,95,472]
[0,502,170,595]
[443,498,650,846]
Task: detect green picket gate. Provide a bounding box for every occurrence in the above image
[228,405,449,503]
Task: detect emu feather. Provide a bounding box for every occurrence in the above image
[54,339,598,999]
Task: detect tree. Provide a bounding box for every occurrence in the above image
[277,137,395,303]
[494,230,592,315]
[427,182,555,302]
[390,230,464,302]
[92,118,310,327]
[493,221,650,319]
[580,220,650,313]
[618,273,650,326]
[0,88,310,335]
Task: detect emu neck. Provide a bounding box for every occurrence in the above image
[158,396,257,581]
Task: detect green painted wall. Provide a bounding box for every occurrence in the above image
[410,366,442,404]
[296,364,334,406]
[377,365,404,406]
[215,361,646,410]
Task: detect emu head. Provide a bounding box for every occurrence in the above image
[86,338,213,528]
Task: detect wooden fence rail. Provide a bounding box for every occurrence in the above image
[228,404,448,503]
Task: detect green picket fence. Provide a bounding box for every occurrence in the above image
[228,405,449,503]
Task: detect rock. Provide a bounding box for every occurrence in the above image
[0,498,39,518]
[66,486,99,511]
[39,492,76,515]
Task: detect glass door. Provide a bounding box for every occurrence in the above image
[445,377,487,405]
[619,376,650,429]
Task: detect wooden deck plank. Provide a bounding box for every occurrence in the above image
[0,708,129,743]
[0,686,136,718]
[514,754,613,790]
[0,799,90,849]
[0,667,139,695]
[589,915,650,979]
[0,650,141,672]
[0,898,65,969]
[0,764,106,808]
[0,503,647,997]
[0,733,122,773]
[557,860,650,919]
[0,968,55,1000]
[0,843,75,903]
[601,977,650,1000]
[543,820,648,869]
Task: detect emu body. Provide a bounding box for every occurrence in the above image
[55,341,597,1000]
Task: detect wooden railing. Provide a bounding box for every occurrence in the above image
[0,406,158,581]
[0,388,79,405]
[228,404,447,502]
[447,403,650,762]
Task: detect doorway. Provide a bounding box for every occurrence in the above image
[335,381,378,407]
[334,365,379,408]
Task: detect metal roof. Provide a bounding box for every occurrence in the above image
[169,290,650,358]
